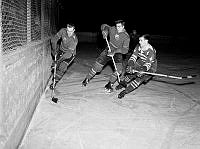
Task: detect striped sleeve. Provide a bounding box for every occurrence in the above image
[143,48,155,71]
[51,28,64,50]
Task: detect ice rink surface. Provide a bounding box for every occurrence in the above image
[19,43,200,149]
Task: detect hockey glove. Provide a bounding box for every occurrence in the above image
[137,66,147,77]
[102,31,108,39]
[126,66,135,74]
[107,51,115,57]
[137,72,143,77]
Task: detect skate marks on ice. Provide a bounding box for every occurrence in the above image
[44,67,200,148]
[46,69,200,117]
[160,103,200,149]
[111,82,200,148]
[111,80,199,116]
[156,82,200,149]
[155,62,200,86]
[45,71,115,109]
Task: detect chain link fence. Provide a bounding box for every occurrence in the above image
[1,0,57,55]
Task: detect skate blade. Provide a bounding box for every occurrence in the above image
[82,84,87,87]
[104,88,113,93]
[50,100,58,105]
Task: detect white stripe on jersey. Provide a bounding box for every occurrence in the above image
[129,54,137,62]
[144,63,151,71]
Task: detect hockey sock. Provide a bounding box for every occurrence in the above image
[125,80,140,93]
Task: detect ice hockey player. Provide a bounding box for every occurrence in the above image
[82,20,130,92]
[50,23,78,89]
[116,34,157,99]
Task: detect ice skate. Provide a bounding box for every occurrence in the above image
[104,82,114,93]
[82,78,89,86]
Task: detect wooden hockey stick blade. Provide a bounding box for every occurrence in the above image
[181,75,197,79]
[133,70,198,79]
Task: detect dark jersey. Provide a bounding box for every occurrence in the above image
[101,24,130,54]
[52,28,78,58]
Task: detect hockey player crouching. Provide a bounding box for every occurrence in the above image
[116,34,157,99]
[50,23,78,89]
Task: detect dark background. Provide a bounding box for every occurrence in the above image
[57,0,198,38]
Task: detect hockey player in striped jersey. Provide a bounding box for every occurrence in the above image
[82,20,130,92]
[116,34,157,99]
[50,23,78,89]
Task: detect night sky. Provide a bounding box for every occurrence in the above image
[58,0,199,38]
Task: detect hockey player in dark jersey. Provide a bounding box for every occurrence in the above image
[116,34,157,99]
[50,23,78,89]
[82,20,130,92]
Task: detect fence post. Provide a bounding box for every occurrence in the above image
[27,0,31,42]
[0,0,3,141]
[41,0,44,40]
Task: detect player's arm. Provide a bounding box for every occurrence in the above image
[51,29,63,51]
[59,35,78,62]
[141,49,155,71]
[69,35,78,56]
[121,35,130,54]
[101,24,110,39]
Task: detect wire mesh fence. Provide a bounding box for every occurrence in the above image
[31,0,41,41]
[1,0,57,55]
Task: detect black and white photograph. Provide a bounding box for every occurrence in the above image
[0,0,200,149]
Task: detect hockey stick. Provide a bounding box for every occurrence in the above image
[51,54,75,103]
[105,36,121,82]
[51,54,59,103]
[133,70,197,79]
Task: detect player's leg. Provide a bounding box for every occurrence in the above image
[104,53,123,92]
[82,48,109,86]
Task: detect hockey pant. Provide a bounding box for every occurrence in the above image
[85,48,123,83]
[54,55,74,83]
